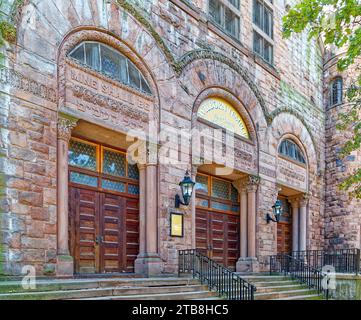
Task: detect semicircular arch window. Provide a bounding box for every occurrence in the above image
[197,98,250,139]
[278,139,306,165]
[68,41,152,95]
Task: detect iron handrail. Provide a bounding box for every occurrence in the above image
[270,253,328,298]
[283,249,360,274]
[178,249,256,300]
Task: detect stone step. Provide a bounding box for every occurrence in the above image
[0,284,207,300]
[253,280,298,287]
[238,275,291,282]
[0,277,198,294]
[255,284,307,293]
[73,291,218,300]
[255,288,318,300]
[272,294,323,300]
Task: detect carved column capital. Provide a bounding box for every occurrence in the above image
[57,114,78,142]
[246,175,260,193]
[288,196,301,208]
[299,193,310,207]
[232,177,248,193]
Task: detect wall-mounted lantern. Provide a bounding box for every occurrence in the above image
[266,199,283,223]
[175,170,196,208]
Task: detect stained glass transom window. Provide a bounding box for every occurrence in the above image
[278,139,306,165]
[68,140,97,171]
[69,42,152,95]
[128,164,139,180]
[70,172,98,187]
[102,179,126,193]
[212,178,230,200]
[102,149,126,177]
[196,175,209,194]
[128,184,140,195]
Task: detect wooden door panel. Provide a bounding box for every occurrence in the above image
[100,193,124,273]
[69,188,99,274]
[196,208,240,270]
[125,198,139,272]
[277,222,292,254]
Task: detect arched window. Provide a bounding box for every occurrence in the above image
[329,77,343,106]
[278,139,306,165]
[69,42,152,95]
[197,98,250,139]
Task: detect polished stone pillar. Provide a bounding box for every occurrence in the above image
[299,195,308,252]
[138,162,163,276]
[240,186,248,258]
[289,197,300,253]
[134,164,146,274]
[236,176,260,272]
[56,114,78,277]
[247,182,257,258]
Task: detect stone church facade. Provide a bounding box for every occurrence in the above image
[0,0,358,277]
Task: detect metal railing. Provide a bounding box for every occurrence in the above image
[289,249,360,274]
[178,249,256,300]
[270,253,326,297]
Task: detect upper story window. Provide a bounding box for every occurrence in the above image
[253,0,274,65]
[208,0,241,40]
[69,42,152,95]
[329,77,343,107]
[278,139,306,165]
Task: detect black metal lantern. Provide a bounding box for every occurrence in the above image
[266,199,283,223]
[175,170,196,208]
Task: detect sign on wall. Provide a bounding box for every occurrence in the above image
[198,98,250,139]
[170,213,184,237]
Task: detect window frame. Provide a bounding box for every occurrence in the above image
[68,41,152,95]
[68,136,139,198]
[278,139,307,166]
[329,77,343,107]
[208,0,242,40]
[195,173,240,215]
[252,0,274,65]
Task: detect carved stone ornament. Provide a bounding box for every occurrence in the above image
[57,114,79,142]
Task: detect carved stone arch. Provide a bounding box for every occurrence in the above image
[178,58,268,132]
[268,112,318,175]
[57,27,162,129]
[177,50,269,123]
[191,87,258,144]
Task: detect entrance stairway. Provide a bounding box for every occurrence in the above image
[236,273,323,300]
[0,277,220,300]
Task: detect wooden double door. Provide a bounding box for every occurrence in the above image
[69,187,139,274]
[196,208,240,270]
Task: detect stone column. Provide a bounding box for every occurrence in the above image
[56,114,78,277]
[136,142,162,276]
[289,197,300,253]
[299,195,309,252]
[236,176,260,272]
[247,177,259,258]
[134,164,147,274]
[232,179,248,258]
[240,186,248,258]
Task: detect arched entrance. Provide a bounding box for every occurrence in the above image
[67,127,140,274]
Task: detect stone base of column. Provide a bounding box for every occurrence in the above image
[56,255,74,277]
[134,253,163,277]
[236,257,259,273]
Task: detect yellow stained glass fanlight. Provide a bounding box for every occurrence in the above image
[197,98,250,139]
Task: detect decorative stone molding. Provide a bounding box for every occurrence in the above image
[0,66,57,103]
[57,114,78,142]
